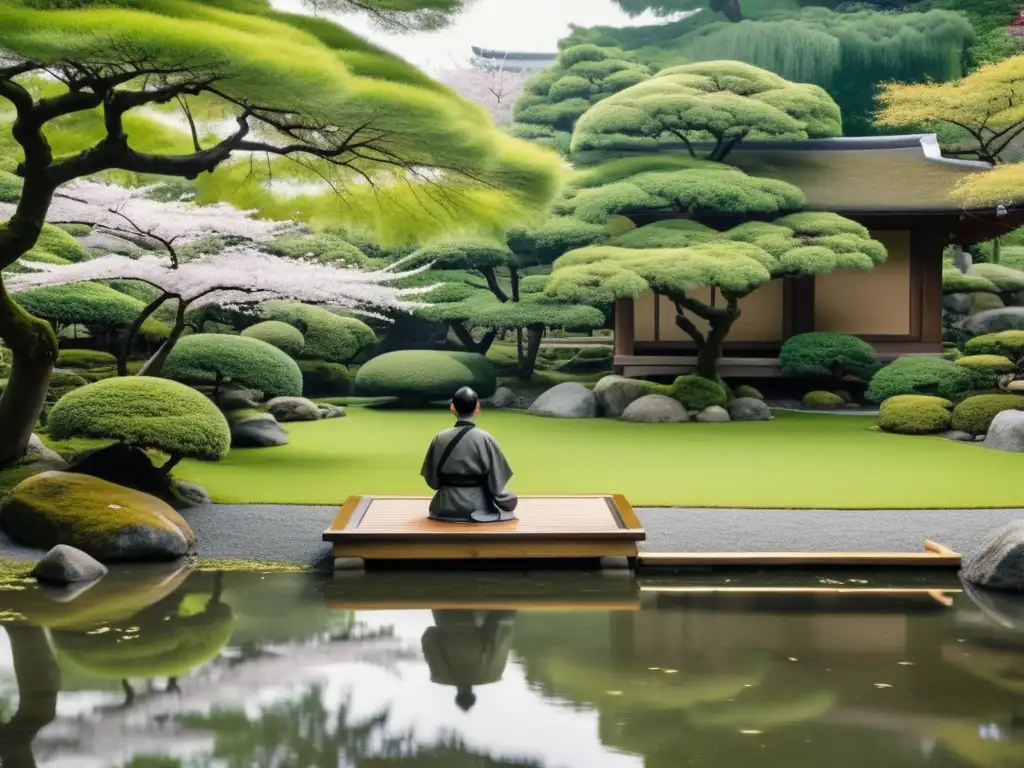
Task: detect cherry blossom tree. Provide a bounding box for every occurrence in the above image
[6,247,435,377]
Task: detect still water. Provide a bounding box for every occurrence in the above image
[0,567,1021,768]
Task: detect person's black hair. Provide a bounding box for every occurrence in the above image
[452,386,479,417]
[455,686,477,711]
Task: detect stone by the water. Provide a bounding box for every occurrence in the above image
[984,410,1024,453]
[172,479,212,507]
[30,544,108,585]
[229,412,289,447]
[593,375,650,418]
[961,520,1024,591]
[696,405,730,423]
[216,386,262,412]
[25,434,68,471]
[726,397,772,422]
[486,386,517,409]
[318,403,346,419]
[620,394,688,423]
[267,396,323,422]
[527,382,598,418]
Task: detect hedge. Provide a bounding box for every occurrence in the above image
[803,390,845,409]
[779,332,880,382]
[48,377,231,460]
[965,330,1024,365]
[355,350,497,405]
[298,359,353,398]
[241,321,305,357]
[877,395,953,435]
[56,349,118,369]
[34,223,88,262]
[15,283,145,330]
[162,334,303,399]
[668,375,728,411]
[865,356,988,403]
[950,394,1024,435]
[262,301,376,363]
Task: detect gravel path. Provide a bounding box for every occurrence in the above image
[0,504,1017,566]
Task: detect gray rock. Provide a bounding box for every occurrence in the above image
[726,397,772,422]
[966,307,1024,334]
[30,544,107,585]
[1011,290,1024,308]
[486,386,517,409]
[216,386,262,412]
[962,520,1024,591]
[943,430,975,442]
[951,245,972,274]
[172,480,212,507]
[975,434,987,442]
[942,292,973,314]
[593,375,651,418]
[24,434,67,470]
[696,405,731,423]
[984,410,1024,453]
[318,403,346,419]
[527,382,598,419]
[230,413,289,447]
[961,579,1024,631]
[267,396,323,422]
[620,394,689,423]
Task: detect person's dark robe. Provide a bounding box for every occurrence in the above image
[421,610,516,688]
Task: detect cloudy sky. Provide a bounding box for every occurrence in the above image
[270,0,687,71]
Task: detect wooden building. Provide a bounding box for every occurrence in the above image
[612,134,1018,379]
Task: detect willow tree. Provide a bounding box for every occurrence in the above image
[511,45,651,155]
[564,5,974,134]
[547,61,887,382]
[0,0,562,466]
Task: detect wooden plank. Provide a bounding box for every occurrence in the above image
[611,494,642,530]
[638,586,962,595]
[333,540,639,560]
[638,550,961,568]
[325,601,641,611]
[326,495,362,533]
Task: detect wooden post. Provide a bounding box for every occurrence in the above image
[613,298,635,357]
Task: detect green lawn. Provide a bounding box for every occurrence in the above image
[175,408,1024,509]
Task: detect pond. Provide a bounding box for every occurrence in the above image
[0,567,1021,767]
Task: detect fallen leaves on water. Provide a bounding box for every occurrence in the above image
[874,683,892,689]
[740,730,763,735]
[663,669,679,674]
[606,691,622,696]
[898,661,914,666]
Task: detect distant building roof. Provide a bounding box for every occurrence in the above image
[470,46,557,72]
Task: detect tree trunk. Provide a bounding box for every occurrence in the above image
[138,299,187,377]
[119,292,169,376]
[710,0,743,22]
[450,322,497,354]
[0,626,60,767]
[0,280,59,467]
[517,324,545,380]
[694,300,739,383]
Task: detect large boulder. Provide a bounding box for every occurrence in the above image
[942,293,973,314]
[620,394,688,423]
[486,386,517,409]
[317,403,346,420]
[984,410,1024,453]
[0,472,196,562]
[24,434,68,471]
[696,405,730,423]
[267,396,323,422]
[593,375,651,418]
[966,307,1024,335]
[31,544,107,585]
[961,520,1024,591]
[214,386,263,412]
[527,382,598,419]
[726,397,772,422]
[228,411,288,448]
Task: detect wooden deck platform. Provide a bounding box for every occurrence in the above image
[322,494,645,568]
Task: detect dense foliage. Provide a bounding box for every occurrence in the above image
[14,283,145,333]
[966,330,1024,365]
[865,356,989,403]
[354,350,497,405]
[261,301,377,363]
[779,332,881,381]
[48,377,231,460]
[877,394,954,434]
[240,321,306,357]
[161,334,304,398]
[950,393,1024,433]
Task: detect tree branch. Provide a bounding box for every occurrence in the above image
[478,267,509,303]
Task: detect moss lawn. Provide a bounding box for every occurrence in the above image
[175,407,1024,509]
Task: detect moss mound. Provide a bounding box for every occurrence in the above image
[803,390,845,409]
[955,354,1016,375]
[355,350,497,405]
[966,330,1024,363]
[733,384,763,401]
[877,395,953,435]
[163,334,303,399]
[48,377,231,460]
[240,321,305,357]
[779,332,880,381]
[262,301,376,363]
[866,356,987,403]
[0,471,195,561]
[34,223,88,262]
[951,394,1024,435]
[668,375,727,411]
[56,349,118,369]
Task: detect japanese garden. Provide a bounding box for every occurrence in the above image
[2,2,1024,764]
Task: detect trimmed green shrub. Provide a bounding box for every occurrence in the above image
[48,377,231,460]
[0,345,10,378]
[803,390,845,409]
[34,223,88,262]
[779,332,880,382]
[966,330,1024,365]
[866,356,988,403]
[0,169,21,203]
[355,350,496,406]
[262,301,376,363]
[265,232,367,266]
[56,223,93,237]
[951,394,1024,435]
[77,366,119,383]
[444,351,497,398]
[943,348,963,362]
[139,315,171,343]
[298,360,353,398]
[734,384,763,401]
[955,354,1016,376]
[16,283,144,331]
[56,349,118,369]
[669,375,728,411]
[877,395,953,435]
[241,321,305,357]
[162,334,303,398]
[48,371,88,402]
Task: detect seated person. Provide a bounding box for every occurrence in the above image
[420,387,518,523]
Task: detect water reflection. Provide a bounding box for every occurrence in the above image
[0,569,1021,766]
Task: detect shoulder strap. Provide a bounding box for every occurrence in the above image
[437,424,475,472]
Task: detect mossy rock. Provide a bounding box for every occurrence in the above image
[56,349,118,369]
[951,394,1024,435]
[0,471,196,562]
[733,384,763,401]
[877,395,953,435]
[802,390,845,409]
[355,350,497,405]
[668,375,727,411]
[970,293,1005,315]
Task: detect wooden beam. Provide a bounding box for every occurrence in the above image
[613,298,635,357]
[917,229,945,344]
[637,541,961,569]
